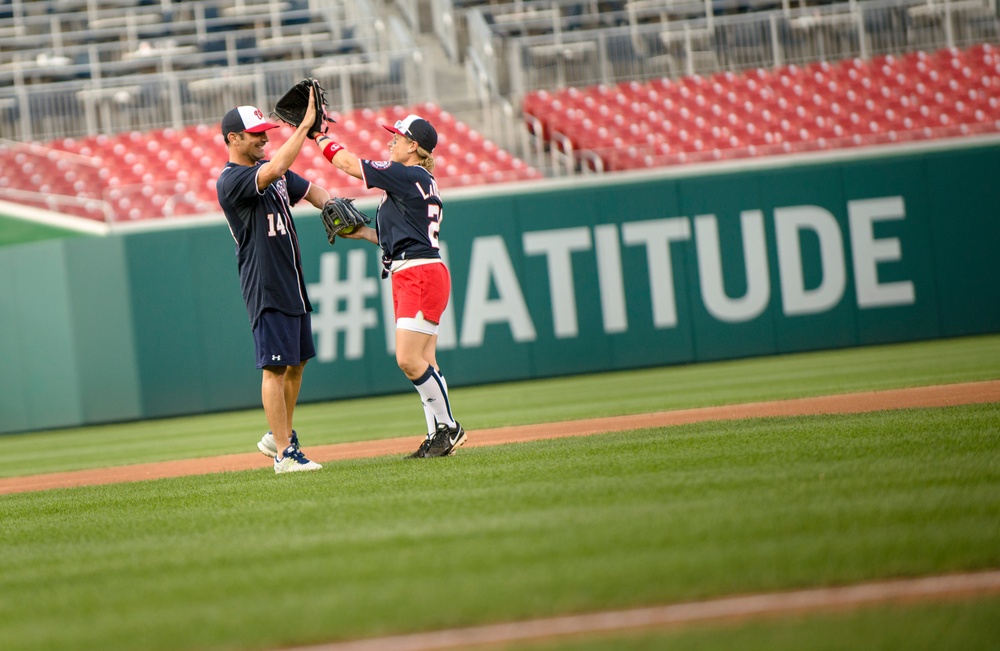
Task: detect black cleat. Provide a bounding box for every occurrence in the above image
[427,422,466,457]
[408,436,434,459]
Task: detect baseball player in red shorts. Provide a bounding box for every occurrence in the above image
[310,114,466,458]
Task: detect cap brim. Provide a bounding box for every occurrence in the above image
[245,121,280,133]
[382,123,407,138]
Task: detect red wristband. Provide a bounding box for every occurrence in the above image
[320,139,344,162]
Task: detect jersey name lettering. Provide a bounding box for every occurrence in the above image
[415,179,441,201]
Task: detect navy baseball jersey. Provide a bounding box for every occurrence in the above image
[217,161,312,329]
[360,160,443,264]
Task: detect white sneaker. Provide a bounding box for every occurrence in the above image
[257,430,299,458]
[273,446,322,473]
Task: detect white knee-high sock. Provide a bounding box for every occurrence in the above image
[413,366,456,429]
[421,399,436,438]
[422,371,451,437]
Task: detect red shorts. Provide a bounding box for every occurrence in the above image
[392,261,450,326]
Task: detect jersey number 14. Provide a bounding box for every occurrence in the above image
[266,213,288,237]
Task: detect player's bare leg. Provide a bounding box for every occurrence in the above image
[261,363,320,472]
[423,333,439,373]
[396,330,453,425]
[396,328,436,380]
[282,360,306,431]
[261,366,293,455]
[398,328,464,457]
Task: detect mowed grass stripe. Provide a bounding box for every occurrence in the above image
[1,404,998,651]
[1,334,999,477]
[2,380,996,494]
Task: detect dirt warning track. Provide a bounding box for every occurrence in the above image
[1,380,997,496]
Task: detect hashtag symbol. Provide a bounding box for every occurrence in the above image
[308,250,379,362]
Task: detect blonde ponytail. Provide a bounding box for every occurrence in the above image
[416,146,435,173]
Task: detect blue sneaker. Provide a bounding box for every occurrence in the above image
[273,446,322,474]
[257,430,299,458]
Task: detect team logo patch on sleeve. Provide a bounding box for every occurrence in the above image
[370,160,391,170]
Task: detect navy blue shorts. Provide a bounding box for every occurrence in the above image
[253,310,316,369]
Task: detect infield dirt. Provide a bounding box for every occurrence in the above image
[2,380,997,495]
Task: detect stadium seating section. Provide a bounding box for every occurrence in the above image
[523,43,1000,170]
[0,0,363,83]
[1,0,998,224]
[0,103,542,222]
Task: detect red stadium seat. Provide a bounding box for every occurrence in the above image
[24,102,540,223]
[520,43,1000,172]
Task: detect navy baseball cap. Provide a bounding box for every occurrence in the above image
[222,106,280,138]
[383,114,437,153]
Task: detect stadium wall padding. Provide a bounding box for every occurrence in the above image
[2,143,998,433]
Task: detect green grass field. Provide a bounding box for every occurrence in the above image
[1,335,998,651]
[2,334,999,476]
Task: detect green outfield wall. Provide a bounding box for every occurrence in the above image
[2,142,998,433]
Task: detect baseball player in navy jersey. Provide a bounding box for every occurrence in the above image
[309,114,466,458]
[217,92,331,473]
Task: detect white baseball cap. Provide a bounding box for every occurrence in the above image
[382,114,438,153]
[222,106,280,137]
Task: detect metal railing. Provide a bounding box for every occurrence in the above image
[0,44,434,142]
[0,1,362,85]
[465,0,999,102]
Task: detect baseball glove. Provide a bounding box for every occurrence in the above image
[320,197,371,244]
[272,78,333,135]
